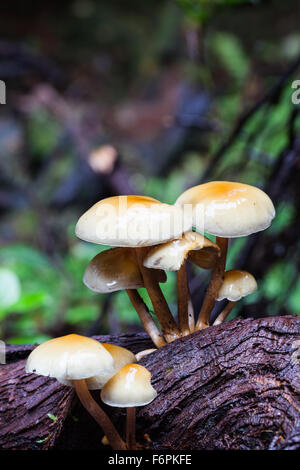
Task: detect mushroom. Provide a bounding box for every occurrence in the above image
[102,342,137,367]
[25,334,127,450]
[83,248,166,348]
[175,181,275,329]
[143,231,220,335]
[55,340,136,389]
[76,195,191,342]
[85,343,137,389]
[213,270,257,325]
[135,348,157,361]
[101,363,157,450]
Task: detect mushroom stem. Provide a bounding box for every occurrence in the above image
[126,407,136,450]
[126,289,166,348]
[195,237,228,330]
[187,297,195,333]
[135,348,157,361]
[136,247,181,342]
[213,301,236,326]
[73,379,127,450]
[177,262,194,335]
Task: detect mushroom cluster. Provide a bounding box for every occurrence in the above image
[76,181,275,341]
[24,181,275,451]
[26,334,156,450]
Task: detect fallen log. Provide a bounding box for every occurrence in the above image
[0,316,299,450]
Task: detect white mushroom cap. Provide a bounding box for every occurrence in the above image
[83,343,137,390]
[25,334,115,385]
[175,181,275,238]
[83,247,166,293]
[217,270,257,302]
[143,231,219,271]
[101,364,157,408]
[102,343,136,369]
[75,195,191,247]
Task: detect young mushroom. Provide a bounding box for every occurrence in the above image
[175,181,275,329]
[25,334,131,450]
[76,195,191,342]
[135,348,157,361]
[85,342,137,389]
[144,231,220,335]
[83,248,166,348]
[101,363,157,450]
[213,270,257,325]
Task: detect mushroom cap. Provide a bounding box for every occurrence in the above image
[83,247,166,293]
[75,195,191,247]
[143,231,219,271]
[83,343,137,390]
[101,363,157,408]
[175,181,275,238]
[102,343,136,369]
[217,269,257,302]
[25,334,115,384]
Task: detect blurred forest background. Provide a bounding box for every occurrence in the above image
[1,0,300,344]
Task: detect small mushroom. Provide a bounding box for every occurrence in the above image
[55,341,136,389]
[101,363,157,450]
[213,270,257,325]
[84,247,166,293]
[144,231,220,335]
[175,181,275,329]
[102,342,136,366]
[76,195,191,342]
[144,231,219,272]
[88,343,137,389]
[135,348,157,361]
[26,334,127,450]
[83,248,166,348]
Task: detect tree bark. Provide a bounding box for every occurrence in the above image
[0,316,299,450]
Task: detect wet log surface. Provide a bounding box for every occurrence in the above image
[0,316,299,450]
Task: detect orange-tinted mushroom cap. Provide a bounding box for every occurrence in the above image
[143,231,219,271]
[217,270,257,302]
[101,364,157,407]
[25,334,114,384]
[76,195,191,247]
[175,181,275,238]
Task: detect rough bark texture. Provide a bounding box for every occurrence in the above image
[0,316,299,450]
[0,334,152,450]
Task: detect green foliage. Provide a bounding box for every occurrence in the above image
[0,268,21,310]
[1,0,299,343]
[268,202,295,235]
[139,171,186,204]
[210,32,250,84]
[226,238,247,269]
[177,0,258,24]
[0,242,104,343]
[262,261,296,303]
[288,279,300,314]
[27,109,61,157]
[47,413,58,422]
[65,304,99,325]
